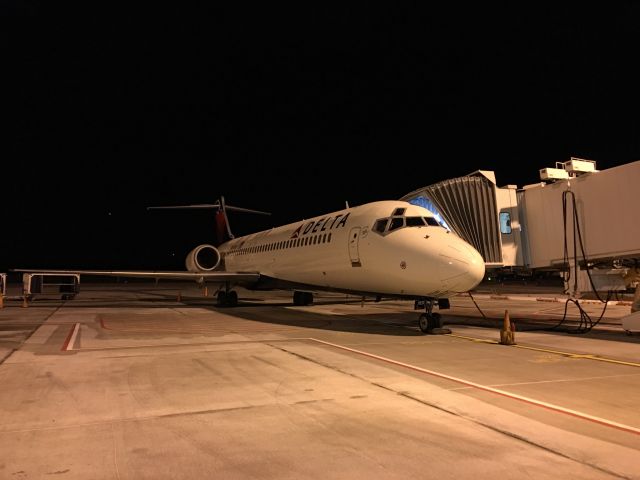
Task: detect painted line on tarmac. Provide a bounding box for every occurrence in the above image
[309,337,640,436]
[515,344,640,368]
[67,338,315,352]
[448,333,498,344]
[62,323,80,351]
[447,333,640,368]
[470,294,631,306]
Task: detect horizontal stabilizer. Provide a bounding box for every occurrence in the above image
[148,202,270,215]
[147,196,269,244]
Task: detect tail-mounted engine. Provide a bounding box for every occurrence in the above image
[185,244,221,272]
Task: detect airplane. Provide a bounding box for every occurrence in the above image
[16,197,485,333]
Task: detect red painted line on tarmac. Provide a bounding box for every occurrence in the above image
[309,338,640,436]
[61,323,79,351]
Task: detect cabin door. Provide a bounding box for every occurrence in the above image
[348,227,362,267]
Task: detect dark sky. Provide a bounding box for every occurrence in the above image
[3,4,639,271]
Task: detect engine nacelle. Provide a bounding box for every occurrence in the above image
[185,244,221,272]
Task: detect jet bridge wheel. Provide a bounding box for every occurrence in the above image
[418,313,442,334]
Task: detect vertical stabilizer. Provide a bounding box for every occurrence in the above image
[215,196,234,245]
[148,197,271,246]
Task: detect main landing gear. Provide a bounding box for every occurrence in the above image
[418,299,442,334]
[216,283,238,307]
[293,291,313,306]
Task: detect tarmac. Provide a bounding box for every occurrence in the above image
[0,281,639,479]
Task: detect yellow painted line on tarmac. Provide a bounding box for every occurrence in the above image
[447,333,640,368]
[448,333,498,344]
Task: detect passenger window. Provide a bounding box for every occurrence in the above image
[373,218,388,233]
[389,217,404,231]
[406,216,426,227]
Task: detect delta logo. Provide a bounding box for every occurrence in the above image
[290,213,350,239]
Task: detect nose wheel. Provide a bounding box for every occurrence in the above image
[418,313,442,333]
[418,299,442,334]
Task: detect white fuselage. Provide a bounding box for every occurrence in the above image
[218,201,485,299]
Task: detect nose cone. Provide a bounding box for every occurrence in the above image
[439,238,485,292]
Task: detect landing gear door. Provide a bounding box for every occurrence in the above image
[348,227,362,267]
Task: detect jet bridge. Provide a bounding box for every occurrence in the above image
[401,170,522,268]
[401,159,640,297]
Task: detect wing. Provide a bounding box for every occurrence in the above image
[13,269,260,283]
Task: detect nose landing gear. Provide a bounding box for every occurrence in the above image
[418,299,442,334]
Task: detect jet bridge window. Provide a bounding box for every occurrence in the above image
[500,212,512,234]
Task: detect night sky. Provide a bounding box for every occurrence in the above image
[3,4,639,272]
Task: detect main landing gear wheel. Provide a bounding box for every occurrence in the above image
[216,290,238,307]
[293,291,313,306]
[418,313,441,333]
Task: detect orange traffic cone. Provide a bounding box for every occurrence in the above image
[500,310,516,345]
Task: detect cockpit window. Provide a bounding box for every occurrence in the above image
[389,217,404,231]
[405,216,426,227]
[373,218,388,233]
[373,211,444,236]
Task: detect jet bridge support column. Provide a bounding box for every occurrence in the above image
[0,273,6,308]
[632,284,640,314]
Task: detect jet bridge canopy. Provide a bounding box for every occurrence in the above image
[401,172,504,265]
